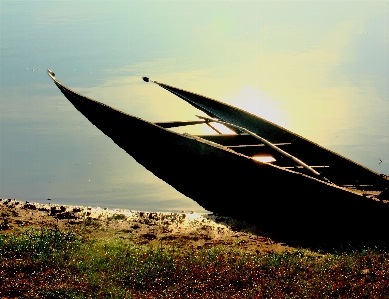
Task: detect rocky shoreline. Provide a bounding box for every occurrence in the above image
[0,199,291,253]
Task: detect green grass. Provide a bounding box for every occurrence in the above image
[1,228,389,298]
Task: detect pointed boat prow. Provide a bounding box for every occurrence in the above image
[47,69,56,80]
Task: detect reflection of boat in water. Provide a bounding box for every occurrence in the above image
[48,70,389,244]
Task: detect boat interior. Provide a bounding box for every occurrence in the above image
[156,118,389,199]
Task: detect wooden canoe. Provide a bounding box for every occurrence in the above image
[48,70,389,245]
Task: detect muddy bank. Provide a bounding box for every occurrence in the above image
[0,199,292,253]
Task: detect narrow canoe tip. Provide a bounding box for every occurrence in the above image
[47,69,56,78]
[142,77,149,82]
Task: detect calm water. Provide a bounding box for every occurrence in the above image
[1,1,388,211]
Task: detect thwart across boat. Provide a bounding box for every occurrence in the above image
[47,70,389,242]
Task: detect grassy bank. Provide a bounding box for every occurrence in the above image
[1,228,389,298]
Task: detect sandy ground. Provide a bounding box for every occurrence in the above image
[0,198,292,253]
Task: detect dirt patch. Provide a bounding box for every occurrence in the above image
[0,199,292,253]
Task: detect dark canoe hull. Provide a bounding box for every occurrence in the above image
[154,81,388,189]
[48,72,389,244]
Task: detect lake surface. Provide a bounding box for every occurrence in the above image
[1,1,388,212]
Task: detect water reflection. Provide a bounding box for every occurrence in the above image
[252,156,276,163]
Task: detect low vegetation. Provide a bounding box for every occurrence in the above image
[1,227,389,298]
